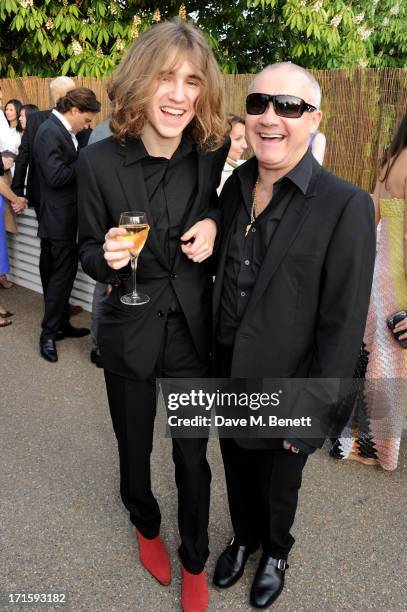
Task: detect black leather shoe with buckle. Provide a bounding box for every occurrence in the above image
[213,537,259,589]
[40,338,58,363]
[250,554,288,609]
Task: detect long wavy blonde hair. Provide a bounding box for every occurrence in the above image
[108,19,226,151]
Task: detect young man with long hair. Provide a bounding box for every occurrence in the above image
[77,19,227,612]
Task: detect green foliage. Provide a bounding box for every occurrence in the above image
[248,0,407,69]
[0,0,405,77]
[0,0,171,77]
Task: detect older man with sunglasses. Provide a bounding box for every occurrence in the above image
[212,63,375,608]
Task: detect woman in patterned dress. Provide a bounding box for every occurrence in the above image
[331,114,407,470]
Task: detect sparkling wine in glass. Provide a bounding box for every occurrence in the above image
[118,211,150,305]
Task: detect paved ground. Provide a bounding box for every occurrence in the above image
[0,285,405,612]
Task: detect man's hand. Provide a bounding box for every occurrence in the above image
[394,317,407,341]
[283,440,300,454]
[1,156,14,171]
[11,196,28,214]
[103,227,133,270]
[180,218,217,263]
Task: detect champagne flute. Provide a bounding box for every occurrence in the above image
[118,211,150,305]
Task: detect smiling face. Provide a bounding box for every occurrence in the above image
[228,121,247,161]
[142,55,201,156]
[5,103,18,126]
[246,67,322,176]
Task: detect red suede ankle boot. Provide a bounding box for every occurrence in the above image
[136,530,171,585]
[181,565,209,612]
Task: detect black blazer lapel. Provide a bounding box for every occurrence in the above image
[171,151,206,269]
[115,146,169,270]
[212,213,236,319]
[185,150,205,231]
[242,190,312,321]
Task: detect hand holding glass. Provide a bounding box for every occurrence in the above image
[118,211,150,305]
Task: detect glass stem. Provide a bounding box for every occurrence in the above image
[130,256,138,297]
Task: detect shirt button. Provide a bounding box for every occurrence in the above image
[157,310,164,317]
[251,227,256,233]
[241,291,246,297]
[170,272,177,280]
[244,260,250,266]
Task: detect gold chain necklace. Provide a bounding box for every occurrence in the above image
[245,177,260,237]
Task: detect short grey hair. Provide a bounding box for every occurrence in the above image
[249,62,322,109]
[49,76,76,105]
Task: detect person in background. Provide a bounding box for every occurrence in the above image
[0,302,13,327]
[1,100,25,288]
[19,104,39,132]
[0,92,14,320]
[88,117,111,142]
[34,87,100,363]
[12,77,88,317]
[0,153,27,289]
[331,113,407,471]
[309,129,326,165]
[12,77,78,219]
[87,118,113,367]
[4,99,23,155]
[8,104,40,217]
[218,114,247,193]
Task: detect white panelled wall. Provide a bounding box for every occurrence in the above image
[7,207,95,312]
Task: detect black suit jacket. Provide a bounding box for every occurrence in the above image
[12,110,50,205]
[213,155,376,452]
[78,136,229,379]
[12,109,91,206]
[34,113,79,241]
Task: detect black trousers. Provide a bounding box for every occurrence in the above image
[40,238,78,340]
[216,343,308,560]
[104,314,211,574]
[220,439,307,559]
[33,204,48,295]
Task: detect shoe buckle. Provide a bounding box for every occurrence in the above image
[277,559,287,570]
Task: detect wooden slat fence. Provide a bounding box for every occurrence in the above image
[1,69,406,191]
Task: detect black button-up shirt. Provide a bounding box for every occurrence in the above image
[130,132,198,313]
[133,133,198,264]
[218,149,313,347]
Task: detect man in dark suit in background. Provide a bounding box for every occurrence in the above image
[212,63,376,609]
[34,87,100,363]
[13,78,74,215]
[11,77,91,316]
[12,76,91,218]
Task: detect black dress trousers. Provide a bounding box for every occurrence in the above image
[40,239,78,340]
[104,314,211,574]
[216,343,308,560]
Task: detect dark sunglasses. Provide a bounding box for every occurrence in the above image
[246,93,317,118]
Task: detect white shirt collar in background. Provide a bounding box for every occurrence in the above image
[52,109,78,150]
